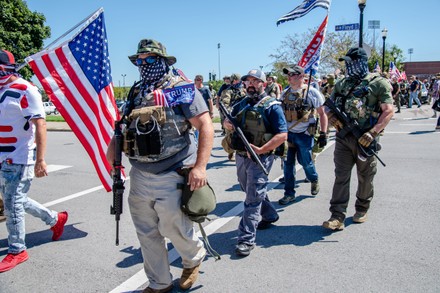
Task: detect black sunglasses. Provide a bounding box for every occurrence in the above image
[136,56,159,66]
[287,72,300,77]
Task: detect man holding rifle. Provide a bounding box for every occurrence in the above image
[107,39,213,292]
[222,69,287,257]
[323,47,393,231]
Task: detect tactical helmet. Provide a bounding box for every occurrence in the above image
[128,39,176,66]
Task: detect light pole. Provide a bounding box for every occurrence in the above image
[358,0,367,48]
[217,43,221,80]
[408,48,413,62]
[381,28,388,72]
[121,74,126,100]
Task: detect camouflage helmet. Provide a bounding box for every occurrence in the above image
[327,74,335,85]
[128,39,176,66]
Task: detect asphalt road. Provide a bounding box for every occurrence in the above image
[0,107,439,293]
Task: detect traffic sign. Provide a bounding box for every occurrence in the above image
[335,23,359,31]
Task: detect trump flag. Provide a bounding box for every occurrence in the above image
[298,15,328,74]
[26,8,118,192]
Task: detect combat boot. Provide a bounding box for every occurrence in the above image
[179,262,202,290]
[353,211,368,223]
[311,180,320,195]
[322,218,344,231]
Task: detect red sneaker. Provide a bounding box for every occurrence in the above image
[51,211,68,241]
[0,251,29,273]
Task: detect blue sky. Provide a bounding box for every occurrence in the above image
[26,0,439,86]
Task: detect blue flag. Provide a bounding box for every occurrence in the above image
[277,0,331,26]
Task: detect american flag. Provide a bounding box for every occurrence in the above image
[388,61,402,81]
[26,8,118,192]
[373,61,381,73]
[277,0,331,26]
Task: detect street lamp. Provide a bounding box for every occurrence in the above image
[381,28,388,71]
[121,74,126,100]
[358,0,367,48]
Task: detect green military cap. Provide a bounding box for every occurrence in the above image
[230,73,241,81]
[128,39,177,66]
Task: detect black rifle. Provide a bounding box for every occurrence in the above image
[324,98,386,167]
[218,100,269,175]
[110,120,125,245]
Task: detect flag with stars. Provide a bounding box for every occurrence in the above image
[26,8,117,192]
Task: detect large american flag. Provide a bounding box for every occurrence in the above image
[26,8,118,192]
[277,0,331,26]
[389,61,402,81]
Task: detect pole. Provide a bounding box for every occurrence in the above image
[382,37,386,72]
[358,4,365,48]
[121,74,126,100]
[217,43,221,80]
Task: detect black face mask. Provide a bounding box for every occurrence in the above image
[345,59,369,79]
[138,57,168,86]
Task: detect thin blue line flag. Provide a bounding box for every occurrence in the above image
[277,0,331,26]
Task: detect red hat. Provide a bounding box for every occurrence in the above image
[0,49,16,68]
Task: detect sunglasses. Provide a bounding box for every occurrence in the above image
[287,72,300,77]
[136,56,159,66]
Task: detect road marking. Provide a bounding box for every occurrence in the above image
[47,164,72,173]
[110,141,335,293]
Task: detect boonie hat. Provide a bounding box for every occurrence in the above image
[0,49,16,69]
[339,47,368,62]
[241,69,266,83]
[128,39,176,66]
[283,65,304,75]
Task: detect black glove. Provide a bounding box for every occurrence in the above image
[317,131,328,148]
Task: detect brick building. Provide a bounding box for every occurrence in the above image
[403,61,440,80]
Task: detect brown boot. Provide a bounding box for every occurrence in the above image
[142,284,173,293]
[179,262,202,290]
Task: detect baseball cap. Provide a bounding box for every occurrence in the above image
[241,69,266,83]
[0,49,16,69]
[283,65,304,75]
[128,39,176,66]
[339,47,368,62]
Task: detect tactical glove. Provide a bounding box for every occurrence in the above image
[327,111,343,131]
[358,129,379,148]
[317,131,328,148]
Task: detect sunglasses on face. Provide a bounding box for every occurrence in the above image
[287,72,300,77]
[136,56,159,66]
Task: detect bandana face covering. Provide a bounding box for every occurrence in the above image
[0,71,14,87]
[345,59,369,79]
[138,57,168,86]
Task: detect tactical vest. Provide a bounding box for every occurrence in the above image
[335,73,382,130]
[281,85,315,122]
[233,96,278,149]
[221,85,246,109]
[122,77,191,163]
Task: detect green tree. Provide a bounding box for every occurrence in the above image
[0,0,51,80]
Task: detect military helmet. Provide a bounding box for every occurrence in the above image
[128,39,176,66]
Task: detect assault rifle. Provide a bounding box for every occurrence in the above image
[324,98,386,167]
[110,120,125,246]
[218,100,269,175]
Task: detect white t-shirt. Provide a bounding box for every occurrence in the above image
[0,78,46,164]
[283,86,324,134]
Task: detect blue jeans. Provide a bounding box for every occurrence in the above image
[409,91,421,108]
[283,132,318,196]
[236,154,277,245]
[0,162,57,254]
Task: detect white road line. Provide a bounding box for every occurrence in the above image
[47,164,72,173]
[110,141,335,293]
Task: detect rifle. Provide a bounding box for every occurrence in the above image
[218,100,269,175]
[324,98,386,167]
[110,119,125,246]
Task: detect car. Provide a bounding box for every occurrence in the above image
[43,101,58,115]
[419,83,430,104]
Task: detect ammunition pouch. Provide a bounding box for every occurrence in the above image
[129,106,166,125]
[274,141,288,158]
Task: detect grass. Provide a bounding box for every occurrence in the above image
[46,115,65,122]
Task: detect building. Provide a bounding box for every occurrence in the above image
[403,61,440,80]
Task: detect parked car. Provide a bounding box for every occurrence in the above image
[419,83,430,104]
[43,101,58,115]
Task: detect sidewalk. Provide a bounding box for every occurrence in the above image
[46,104,437,132]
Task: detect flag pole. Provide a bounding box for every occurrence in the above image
[17,7,103,71]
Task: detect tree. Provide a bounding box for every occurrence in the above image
[0,0,51,80]
[269,26,404,79]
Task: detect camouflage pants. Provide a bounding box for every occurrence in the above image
[329,134,377,220]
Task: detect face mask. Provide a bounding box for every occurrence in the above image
[138,57,168,86]
[345,59,369,79]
